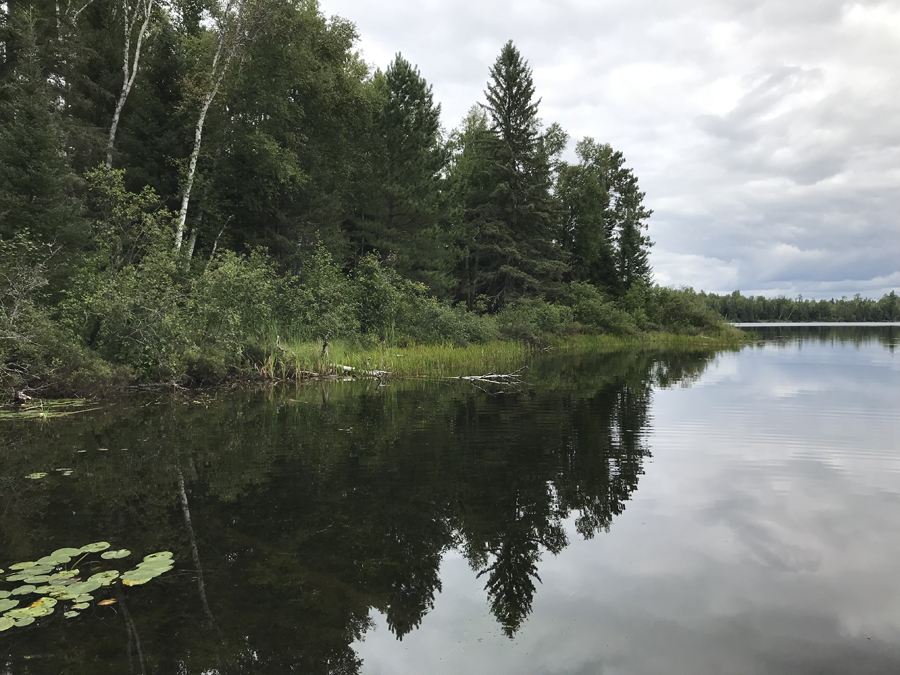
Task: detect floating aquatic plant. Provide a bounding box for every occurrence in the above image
[0,544,174,632]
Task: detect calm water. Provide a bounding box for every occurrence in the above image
[1,326,899,674]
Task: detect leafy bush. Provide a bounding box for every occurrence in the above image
[284,244,359,341]
[496,298,576,344]
[564,282,638,336]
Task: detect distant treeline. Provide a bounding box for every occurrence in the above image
[0,0,734,393]
[702,291,900,323]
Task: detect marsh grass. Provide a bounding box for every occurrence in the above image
[258,326,748,381]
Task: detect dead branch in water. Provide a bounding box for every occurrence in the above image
[457,366,528,382]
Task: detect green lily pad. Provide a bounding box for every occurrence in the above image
[25,605,54,617]
[0,599,19,612]
[101,549,131,560]
[79,542,111,553]
[89,570,119,585]
[10,585,36,596]
[9,562,37,570]
[4,608,31,619]
[73,594,93,603]
[14,616,35,627]
[5,574,28,582]
[32,597,57,607]
[63,611,79,619]
[37,554,70,566]
[23,575,51,584]
[50,570,79,581]
[72,602,90,610]
[51,548,81,558]
[0,617,13,631]
[65,580,100,595]
[25,472,48,479]
[37,585,67,595]
[143,551,173,562]
[0,591,9,599]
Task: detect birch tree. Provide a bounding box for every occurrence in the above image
[174,0,247,253]
[106,0,155,169]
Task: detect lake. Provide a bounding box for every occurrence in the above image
[1,325,898,674]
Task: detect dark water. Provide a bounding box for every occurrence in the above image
[1,327,898,674]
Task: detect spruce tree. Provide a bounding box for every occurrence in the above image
[475,40,566,308]
[363,54,448,289]
[0,13,80,250]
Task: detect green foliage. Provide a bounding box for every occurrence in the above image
[287,244,359,340]
[0,13,83,272]
[704,289,900,323]
[564,282,638,336]
[496,298,576,344]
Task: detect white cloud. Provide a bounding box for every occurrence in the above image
[320,0,900,298]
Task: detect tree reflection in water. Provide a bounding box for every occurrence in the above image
[0,348,722,674]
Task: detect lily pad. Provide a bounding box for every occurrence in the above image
[73,594,93,603]
[65,580,100,595]
[25,605,54,617]
[23,575,51,584]
[50,570,79,581]
[101,549,131,560]
[10,585,36,596]
[0,591,9,599]
[13,616,35,627]
[9,562,37,570]
[37,555,67,565]
[0,617,13,632]
[71,602,90,611]
[79,542,111,553]
[89,570,119,585]
[30,597,57,608]
[143,551,173,562]
[122,577,150,587]
[0,599,19,612]
[4,608,31,619]
[63,610,80,618]
[25,473,48,479]
[51,547,81,558]
[5,574,28,582]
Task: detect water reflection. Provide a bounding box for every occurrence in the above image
[0,349,720,673]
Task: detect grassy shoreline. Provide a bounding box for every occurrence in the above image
[256,328,749,381]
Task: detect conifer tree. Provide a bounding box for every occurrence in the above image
[474,40,566,308]
[0,13,80,249]
[362,54,448,289]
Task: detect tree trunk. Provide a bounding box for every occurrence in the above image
[106,0,154,169]
[174,0,242,252]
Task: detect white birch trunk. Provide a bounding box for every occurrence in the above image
[106,0,153,169]
[174,0,242,252]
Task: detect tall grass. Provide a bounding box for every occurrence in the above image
[256,327,749,381]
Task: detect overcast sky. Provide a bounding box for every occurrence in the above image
[317,0,900,299]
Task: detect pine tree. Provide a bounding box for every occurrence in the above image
[0,13,80,249]
[362,54,448,289]
[474,40,566,308]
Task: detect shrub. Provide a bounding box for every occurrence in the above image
[496,298,576,344]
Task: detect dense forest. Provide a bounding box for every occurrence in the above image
[0,0,890,394]
[702,290,900,323]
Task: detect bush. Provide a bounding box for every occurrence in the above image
[284,244,359,341]
[564,282,638,336]
[496,298,576,344]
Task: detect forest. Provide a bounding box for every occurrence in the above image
[1,0,885,395]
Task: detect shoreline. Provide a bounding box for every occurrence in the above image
[4,330,748,407]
